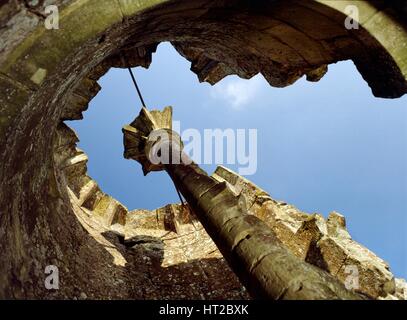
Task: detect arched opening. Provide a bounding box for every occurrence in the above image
[0,0,406,299]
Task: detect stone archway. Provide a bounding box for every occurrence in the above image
[0,0,406,299]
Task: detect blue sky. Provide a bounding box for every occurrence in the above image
[69,42,407,279]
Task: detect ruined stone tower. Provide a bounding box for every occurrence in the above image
[0,0,406,299]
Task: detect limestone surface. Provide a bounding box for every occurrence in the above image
[0,0,406,299]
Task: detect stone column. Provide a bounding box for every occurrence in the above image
[123,106,363,300]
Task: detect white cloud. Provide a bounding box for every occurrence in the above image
[211,74,263,109]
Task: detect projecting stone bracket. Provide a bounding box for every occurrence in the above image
[122,106,184,175]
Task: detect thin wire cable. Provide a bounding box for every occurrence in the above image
[127,67,147,108]
[175,185,186,207]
